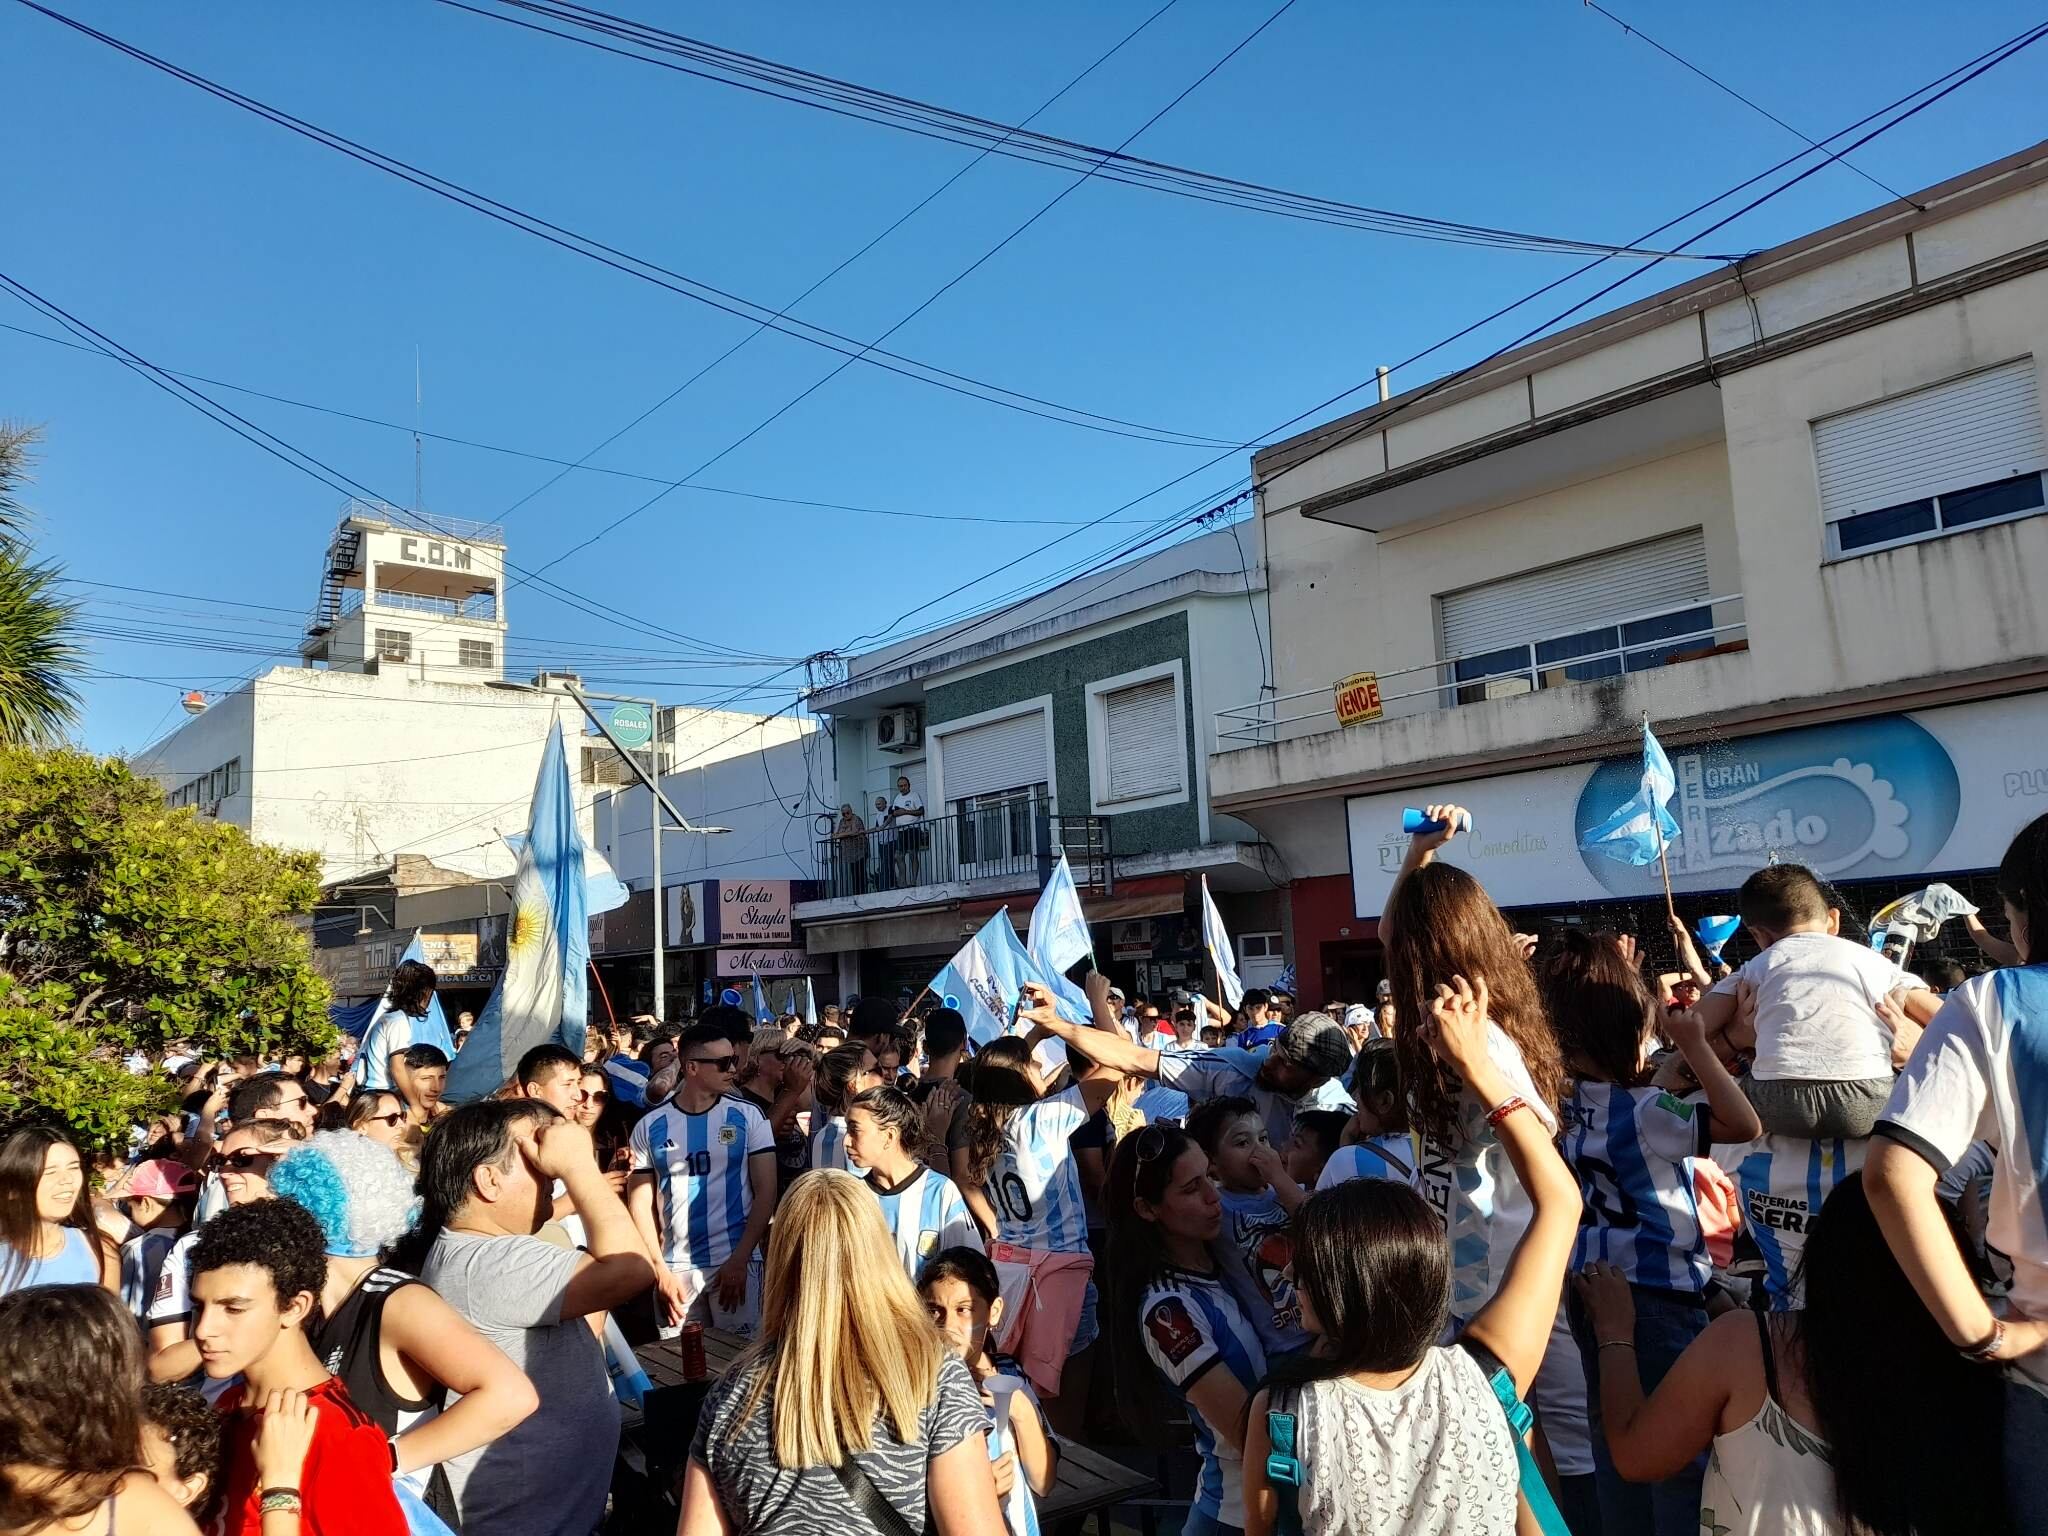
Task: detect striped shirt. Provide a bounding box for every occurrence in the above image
[869,1167,983,1280]
[1561,1080,1713,1293]
[1314,1135,1417,1192]
[810,1114,854,1173]
[631,1096,773,1272]
[1715,1131,1865,1310]
[1139,1267,1270,1527]
[988,1351,1049,1536]
[984,1085,1091,1253]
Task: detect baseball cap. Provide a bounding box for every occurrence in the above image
[125,1158,198,1200]
[1272,1012,1352,1082]
[1375,978,1392,1000]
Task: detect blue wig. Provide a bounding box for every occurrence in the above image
[271,1131,419,1258]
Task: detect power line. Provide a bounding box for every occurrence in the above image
[0,318,1167,528]
[441,0,1742,261]
[1581,1,1922,209]
[513,0,1308,585]
[485,0,1189,529]
[831,16,2048,670]
[14,1,1235,453]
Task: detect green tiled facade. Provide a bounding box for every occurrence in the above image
[924,612,1199,853]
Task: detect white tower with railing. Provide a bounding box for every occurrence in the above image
[300,501,508,680]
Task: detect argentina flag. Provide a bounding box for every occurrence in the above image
[1027,853,1095,1028]
[446,719,590,1102]
[1201,873,1245,1011]
[1580,719,1683,867]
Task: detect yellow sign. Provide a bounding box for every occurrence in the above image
[1334,671,1384,728]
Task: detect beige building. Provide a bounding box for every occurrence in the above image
[1212,141,2048,1006]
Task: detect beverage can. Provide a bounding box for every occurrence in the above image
[678,1321,707,1381]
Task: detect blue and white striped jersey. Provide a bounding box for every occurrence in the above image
[1314,1135,1417,1192]
[987,1352,1048,1536]
[869,1166,984,1280]
[1881,965,2048,1389]
[1411,1021,1556,1322]
[985,1085,1090,1253]
[1716,1131,1865,1311]
[631,1095,773,1272]
[1139,1268,1270,1528]
[1560,1080,1713,1293]
[810,1113,855,1173]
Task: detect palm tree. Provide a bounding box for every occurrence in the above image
[0,424,81,745]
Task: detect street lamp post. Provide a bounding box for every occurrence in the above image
[486,678,728,1025]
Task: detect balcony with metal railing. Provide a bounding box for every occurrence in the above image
[341,587,500,621]
[800,794,1111,914]
[1216,593,1747,747]
[341,500,505,547]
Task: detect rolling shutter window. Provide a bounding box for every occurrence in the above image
[938,709,1047,804]
[1439,528,1708,660]
[1102,676,1183,801]
[1813,358,2045,525]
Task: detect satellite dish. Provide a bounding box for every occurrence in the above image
[181,691,209,716]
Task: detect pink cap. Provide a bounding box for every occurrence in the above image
[125,1158,198,1200]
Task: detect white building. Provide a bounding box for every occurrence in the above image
[1210,141,2048,1007]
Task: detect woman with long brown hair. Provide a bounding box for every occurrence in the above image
[0,1285,199,1534]
[678,1169,1003,1536]
[1381,804,1564,1324]
[0,1126,115,1295]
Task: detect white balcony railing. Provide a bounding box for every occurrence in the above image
[1216,593,1745,747]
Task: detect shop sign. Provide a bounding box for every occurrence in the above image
[716,947,830,977]
[1333,671,1384,727]
[1346,693,2045,917]
[669,880,793,945]
[1111,919,1154,959]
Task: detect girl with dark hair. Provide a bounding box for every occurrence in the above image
[0,1125,116,1294]
[1240,973,1582,1536]
[1104,1120,1278,1536]
[356,959,441,1101]
[1381,806,1564,1322]
[0,1285,200,1534]
[847,1087,981,1281]
[809,1043,884,1173]
[1869,808,2048,1525]
[1540,928,1761,1536]
[1579,1171,2011,1536]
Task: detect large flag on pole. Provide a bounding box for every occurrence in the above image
[447,719,591,1103]
[1201,874,1245,1011]
[1027,853,1095,1028]
[750,974,774,1024]
[928,909,1074,1075]
[1580,721,1682,866]
[800,974,819,1029]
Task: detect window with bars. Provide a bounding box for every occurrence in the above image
[375,628,412,663]
[458,639,495,669]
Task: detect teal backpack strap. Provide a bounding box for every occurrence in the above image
[1265,1406,1305,1536]
[1481,1362,1574,1536]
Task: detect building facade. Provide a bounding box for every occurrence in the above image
[1212,141,2048,1006]
[795,528,1281,1003]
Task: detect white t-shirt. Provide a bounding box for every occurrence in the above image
[357,1006,418,1091]
[891,791,924,822]
[1879,965,2048,1387]
[1710,932,1911,1081]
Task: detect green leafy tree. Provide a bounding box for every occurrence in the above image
[0,747,331,1149]
[0,425,83,746]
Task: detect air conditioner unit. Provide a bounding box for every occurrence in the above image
[875,705,924,753]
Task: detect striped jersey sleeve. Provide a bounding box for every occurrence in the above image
[1561,1080,1713,1292]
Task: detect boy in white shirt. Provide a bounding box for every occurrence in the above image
[1697,864,1941,1139]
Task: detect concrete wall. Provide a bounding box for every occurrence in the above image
[135,687,257,833]
[597,718,830,888]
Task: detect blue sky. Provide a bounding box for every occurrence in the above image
[5,0,2042,755]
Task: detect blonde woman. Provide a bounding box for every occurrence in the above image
[679,1169,1005,1536]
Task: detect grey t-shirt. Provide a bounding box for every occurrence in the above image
[691,1350,984,1534]
[423,1230,618,1536]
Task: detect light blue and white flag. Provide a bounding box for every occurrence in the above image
[927,908,1087,1051]
[1696,914,1742,962]
[1580,720,1682,867]
[750,973,774,1024]
[1027,853,1095,1027]
[447,719,592,1102]
[800,974,819,1029]
[1201,874,1245,1011]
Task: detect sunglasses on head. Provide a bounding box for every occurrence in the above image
[687,1054,738,1073]
[1133,1125,1172,1167]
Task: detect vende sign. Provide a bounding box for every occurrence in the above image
[717,881,792,942]
[716,947,829,977]
[1334,671,1384,728]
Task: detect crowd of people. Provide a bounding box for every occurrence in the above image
[3,804,2046,1535]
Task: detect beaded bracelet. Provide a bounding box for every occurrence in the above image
[1484,1095,1529,1129]
[259,1488,303,1516]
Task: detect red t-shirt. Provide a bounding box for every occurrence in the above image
[212,1376,407,1536]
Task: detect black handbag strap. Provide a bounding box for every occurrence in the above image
[830,1456,926,1536]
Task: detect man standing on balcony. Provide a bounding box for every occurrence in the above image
[887,773,926,885]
